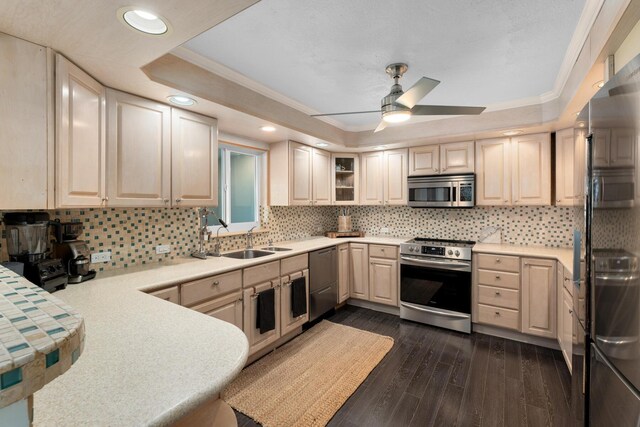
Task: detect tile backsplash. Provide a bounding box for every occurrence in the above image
[0,205,574,272]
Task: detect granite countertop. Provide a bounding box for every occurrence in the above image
[473,243,574,275]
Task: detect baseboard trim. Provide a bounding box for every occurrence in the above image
[473,324,560,350]
[346,299,400,316]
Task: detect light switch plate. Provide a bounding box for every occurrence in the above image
[91,251,111,263]
[155,244,171,254]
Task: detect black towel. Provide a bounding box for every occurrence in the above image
[256,288,276,334]
[291,277,307,318]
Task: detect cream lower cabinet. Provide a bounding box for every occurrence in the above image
[521,258,556,338]
[337,244,350,303]
[280,254,310,336]
[55,54,106,208]
[193,291,243,329]
[368,245,398,306]
[557,266,573,371]
[243,260,281,355]
[349,243,369,300]
[149,286,180,304]
[473,253,521,331]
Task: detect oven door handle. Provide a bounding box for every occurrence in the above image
[400,256,471,272]
[400,302,470,319]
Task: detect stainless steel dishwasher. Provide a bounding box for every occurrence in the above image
[309,246,337,321]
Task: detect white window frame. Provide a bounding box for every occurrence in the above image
[208,143,264,233]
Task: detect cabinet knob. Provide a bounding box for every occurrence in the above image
[504,200,508,203]
[557,199,561,202]
[495,275,501,279]
[495,311,501,316]
[569,309,573,314]
[495,258,501,263]
[434,168,439,172]
[212,281,219,286]
[164,199,169,204]
[495,291,501,296]
[102,197,109,202]
[514,199,519,202]
[175,198,182,203]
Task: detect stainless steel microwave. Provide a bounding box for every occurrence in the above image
[408,173,475,208]
[593,168,635,209]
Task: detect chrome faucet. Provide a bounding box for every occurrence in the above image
[210,222,229,257]
[192,208,211,260]
[246,226,257,250]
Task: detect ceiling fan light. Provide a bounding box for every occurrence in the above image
[382,110,411,123]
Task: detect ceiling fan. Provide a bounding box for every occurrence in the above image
[311,63,486,132]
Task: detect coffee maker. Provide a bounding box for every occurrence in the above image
[3,212,68,292]
[51,220,96,283]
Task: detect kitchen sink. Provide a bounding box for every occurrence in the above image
[222,249,275,259]
[261,247,293,252]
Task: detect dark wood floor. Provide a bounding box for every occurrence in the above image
[235,306,572,427]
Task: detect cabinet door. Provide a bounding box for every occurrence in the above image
[243,281,281,355]
[369,258,398,306]
[383,149,408,205]
[555,128,579,206]
[192,291,243,331]
[593,128,610,167]
[106,89,171,207]
[511,133,551,206]
[280,270,309,336]
[312,148,332,205]
[289,142,313,205]
[0,34,49,209]
[610,129,635,167]
[171,109,218,207]
[561,287,573,372]
[521,258,556,338]
[440,141,475,174]
[349,243,369,300]
[332,154,359,205]
[408,145,440,175]
[360,151,384,205]
[475,138,511,206]
[149,286,180,304]
[337,244,350,303]
[55,54,106,208]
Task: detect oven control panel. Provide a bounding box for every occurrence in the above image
[400,243,472,261]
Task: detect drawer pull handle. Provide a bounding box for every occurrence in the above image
[495,258,501,263]
[564,278,569,282]
[569,309,573,315]
[495,311,501,316]
[495,291,501,296]
[495,275,501,280]
[212,281,219,286]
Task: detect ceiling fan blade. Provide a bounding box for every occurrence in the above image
[374,120,387,133]
[394,77,441,109]
[411,105,486,115]
[311,110,381,117]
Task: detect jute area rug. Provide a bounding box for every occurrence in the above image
[222,320,394,427]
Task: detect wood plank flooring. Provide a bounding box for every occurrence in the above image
[234,306,571,427]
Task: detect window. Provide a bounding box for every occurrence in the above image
[206,143,264,232]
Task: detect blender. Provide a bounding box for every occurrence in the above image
[51,220,96,283]
[3,212,67,292]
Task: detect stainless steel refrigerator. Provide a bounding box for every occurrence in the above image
[577,53,640,426]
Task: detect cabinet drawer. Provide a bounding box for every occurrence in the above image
[477,304,519,330]
[477,269,520,290]
[477,253,520,273]
[281,253,308,275]
[562,267,573,296]
[369,244,397,260]
[244,260,280,287]
[181,270,242,307]
[149,286,179,304]
[191,290,243,330]
[478,285,519,310]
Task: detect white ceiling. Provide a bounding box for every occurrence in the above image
[183,0,587,131]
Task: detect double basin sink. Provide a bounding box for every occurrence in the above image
[222,246,292,259]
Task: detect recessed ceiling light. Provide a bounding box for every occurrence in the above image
[593,80,605,89]
[260,126,276,132]
[374,145,386,150]
[316,143,329,147]
[578,122,586,128]
[575,112,581,116]
[118,7,169,35]
[502,130,523,136]
[167,95,195,106]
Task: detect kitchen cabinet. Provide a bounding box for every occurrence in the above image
[337,243,350,303]
[476,138,511,206]
[349,243,369,300]
[243,281,281,354]
[181,270,242,307]
[557,266,573,371]
[191,291,243,331]
[0,33,51,209]
[280,269,309,336]
[593,128,635,168]
[106,89,171,207]
[332,154,359,205]
[521,258,556,339]
[511,133,551,206]
[171,109,218,207]
[149,286,180,304]
[361,149,408,205]
[408,141,474,176]
[593,128,610,167]
[368,245,398,306]
[269,140,332,205]
[473,253,521,331]
[55,54,106,208]
[555,128,586,206]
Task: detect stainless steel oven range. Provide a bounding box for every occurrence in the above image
[399,238,474,333]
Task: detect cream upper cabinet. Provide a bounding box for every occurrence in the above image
[0,34,51,210]
[555,128,585,206]
[106,89,171,207]
[312,148,332,205]
[349,243,369,300]
[440,141,475,174]
[332,154,359,205]
[521,258,557,339]
[55,54,106,208]
[383,149,408,205]
[171,109,218,207]
[593,128,611,167]
[289,142,313,205]
[409,145,439,175]
[360,151,385,205]
[610,129,636,167]
[511,133,551,206]
[337,244,350,303]
[476,138,511,206]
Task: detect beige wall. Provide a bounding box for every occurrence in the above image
[615,18,640,73]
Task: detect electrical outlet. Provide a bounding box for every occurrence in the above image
[91,251,111,263]
[380,227,390,234]
[155,244,171,254]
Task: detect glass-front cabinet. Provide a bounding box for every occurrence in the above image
[332,154,359,205]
